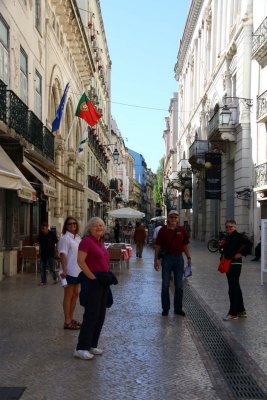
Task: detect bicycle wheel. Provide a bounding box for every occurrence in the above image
[207,239,219,252]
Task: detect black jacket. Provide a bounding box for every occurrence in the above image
[222,230,251,262]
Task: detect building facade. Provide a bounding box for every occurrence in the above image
[251,0,267,245]
[173,0,255,241]
[0,0,113,277]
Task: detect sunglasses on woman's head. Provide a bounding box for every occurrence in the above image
[67,222,77,226]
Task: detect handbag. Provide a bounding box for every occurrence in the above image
[218,257,231,273]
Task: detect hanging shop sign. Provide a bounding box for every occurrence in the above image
[205,153,221,200]
[181,176,192,209]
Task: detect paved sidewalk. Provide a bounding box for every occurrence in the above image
[0,242,266,400]
[189,240,267,376]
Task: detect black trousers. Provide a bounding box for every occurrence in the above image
[226,264,245,316]
[76,280,108,351]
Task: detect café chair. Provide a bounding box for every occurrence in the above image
[21,246,39,274]
[108,247,122,272]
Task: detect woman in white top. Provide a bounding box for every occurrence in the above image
[58,216,81,330]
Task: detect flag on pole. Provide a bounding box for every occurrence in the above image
[52,82,70,133]
[77,126,88,155]
[75,93,102,127]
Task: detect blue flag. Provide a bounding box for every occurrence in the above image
[52,82,69,133]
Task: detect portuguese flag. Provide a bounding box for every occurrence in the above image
[75,93,102,127]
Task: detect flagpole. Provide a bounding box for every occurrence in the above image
[65,117,76,147]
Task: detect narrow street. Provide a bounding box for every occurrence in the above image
[0,242,267,400]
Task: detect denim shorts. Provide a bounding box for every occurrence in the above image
[66,275,80,285]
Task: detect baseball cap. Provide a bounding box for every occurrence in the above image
[168,210,179,216]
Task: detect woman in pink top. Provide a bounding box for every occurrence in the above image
[74,217,110,360]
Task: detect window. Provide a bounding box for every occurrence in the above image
[20,47,28,104]
[35,70,42,119]
[0,15,9,84]
[35,0,41,33]
[19,202,30,238]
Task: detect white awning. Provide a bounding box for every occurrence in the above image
[23,159,57,198]
[84,187,102,203]
[0,146,36,201]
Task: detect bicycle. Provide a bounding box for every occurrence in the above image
[207,231,226,253]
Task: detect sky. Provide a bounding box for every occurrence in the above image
[100,0,191,173]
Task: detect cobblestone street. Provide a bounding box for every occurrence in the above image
[0,241,267,400]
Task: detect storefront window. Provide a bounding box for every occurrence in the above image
[19,202,30,238]
[32,201,40,235]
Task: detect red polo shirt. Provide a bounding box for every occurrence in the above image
[155,225,189,255]
[78,235,109,272]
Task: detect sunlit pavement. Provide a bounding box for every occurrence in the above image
[0,241,266,400]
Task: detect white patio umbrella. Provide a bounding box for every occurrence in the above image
[107,207,145,219]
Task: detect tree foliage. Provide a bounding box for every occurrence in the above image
[153,157,164,208]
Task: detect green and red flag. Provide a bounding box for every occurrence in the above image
[75,93,102,127]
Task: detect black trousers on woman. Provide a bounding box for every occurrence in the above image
[76,280,108,351]
[226,264,245,316]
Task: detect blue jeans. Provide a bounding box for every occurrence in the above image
[161,255,184,312]
[40,257,57,283]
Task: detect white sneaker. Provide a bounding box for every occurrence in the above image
[74,350,94,360]
[90,347,103,355]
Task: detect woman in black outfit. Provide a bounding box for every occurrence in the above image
[220,220,251,321]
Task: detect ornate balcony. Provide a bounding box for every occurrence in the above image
[257,89,267,122]
[43,127,55,160]
[87,130,108,170]
[252,16,267,65]
[88,175,109,201]
[0,81,54,161]
[254,162,267,189]
[189,139,209,168]
[208,108,237,142]
[28,111,43,149]
[0,80,7,124]
[177,159,191,175]
[7,90,28,137]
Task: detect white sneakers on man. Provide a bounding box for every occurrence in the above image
[74,350,94,360]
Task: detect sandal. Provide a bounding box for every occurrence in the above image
[71,319,82,327]
[64,322,80,330]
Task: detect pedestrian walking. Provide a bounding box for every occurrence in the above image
[57,216,81,330]
[183,221,191,239]
[38,222,58,286]
[152,221,163,246]
[219,219,251,321]
[133,222,147,258]
[154,210,191,317]
[113,219,121,243]
[74,217,112,360]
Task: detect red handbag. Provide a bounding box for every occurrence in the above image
[218,257,231,273]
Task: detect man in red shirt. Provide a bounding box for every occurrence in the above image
[154,210,191,316]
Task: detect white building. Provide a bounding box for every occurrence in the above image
[0,0,112,277]
[174,0,256,241]
[251,1,267,244]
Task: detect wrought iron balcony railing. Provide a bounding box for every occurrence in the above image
[0,80,54,161]
[87,131,108,170]
[255,162,267,188]
[7,90,29,138]
[252,16,267,62]
[189,139,209,166]
[0,79,7,123]
[43,126,54,160]
[88,174,109,201]
[257,89,267,121]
